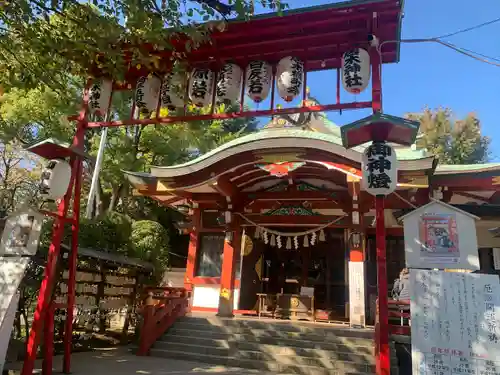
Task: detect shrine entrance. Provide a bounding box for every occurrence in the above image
[239,228,348,321]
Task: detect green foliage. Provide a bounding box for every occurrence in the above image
[0,1,288,90]
[130,220,170,276]
[78,212,132,253]
[408,108,490,164]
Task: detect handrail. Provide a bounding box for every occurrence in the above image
[388,299,410,336]
[137,287,191,356]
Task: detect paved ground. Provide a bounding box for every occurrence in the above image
[6,348,267,375]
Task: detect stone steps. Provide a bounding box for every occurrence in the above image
[150,315,376,375]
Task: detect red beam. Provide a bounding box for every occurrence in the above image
[454,191,491,204]
[243,215,347,226]
[247,200,347,210]
[245,191,341,201]
[87,102,372,128]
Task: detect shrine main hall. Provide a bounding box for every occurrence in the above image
[124,111,500,325]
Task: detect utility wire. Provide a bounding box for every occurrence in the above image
[378,39,500,68]
[436,16,500,39]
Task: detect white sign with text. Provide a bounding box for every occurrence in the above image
[410,269,500,375]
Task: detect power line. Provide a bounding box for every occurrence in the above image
[378,38,500,68]
[436,16,500,39]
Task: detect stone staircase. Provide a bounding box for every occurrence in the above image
[150,314,375,374]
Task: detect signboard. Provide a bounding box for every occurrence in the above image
[0,208,43,256]
[493,248,500,270]
[401,200,479,270]
[419,213,459,264]
[410,269,500,375]
[361,142,398,196]
[348,261,365,327]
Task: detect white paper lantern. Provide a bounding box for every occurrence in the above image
[135,75,162,116]
[160,71,185,111]
[341,48,370,94]
[216,63,243,105]
[276,56,304,102]
[189,68,215,107]
[361,142,398,196]
[245,61,272,103]
[40,159,72,200]
[88,79,112,116]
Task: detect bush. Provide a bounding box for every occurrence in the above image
[78,212,132,253]
[130,220,170,277]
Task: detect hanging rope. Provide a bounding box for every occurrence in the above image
[235,212,347,237]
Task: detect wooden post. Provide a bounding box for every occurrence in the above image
[217,218,241,317]
[42,304,55,375]
[137,292,155,356]
[184,208,200,292]
[375,196,390,375]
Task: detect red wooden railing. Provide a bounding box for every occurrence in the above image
[137,287,191,356]
[388,299,410,336]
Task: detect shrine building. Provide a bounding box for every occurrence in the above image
[124,105,500,325]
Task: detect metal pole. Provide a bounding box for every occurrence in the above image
[85,126,108,219]
[375,195,390,375]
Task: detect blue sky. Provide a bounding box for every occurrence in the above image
[249,0,500,160]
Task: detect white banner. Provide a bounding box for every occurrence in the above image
[493,248,500,270]
[348,261,365,328]
[410,269,500,375]
[0,292,19,373]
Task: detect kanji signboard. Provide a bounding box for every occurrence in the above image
[361,141,398,196]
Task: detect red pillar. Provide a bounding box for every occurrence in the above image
[184,208,200,292]
[375,196,390,375]
[21,173,75,375]
[63,154,84,373]
[22,82,90,375]
[41,304,54,375]
[217,218,241,317]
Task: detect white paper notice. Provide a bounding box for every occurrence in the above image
[410,269,500,375]
[349,261,365,328]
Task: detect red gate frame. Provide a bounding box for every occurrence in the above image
[20,1,402,374]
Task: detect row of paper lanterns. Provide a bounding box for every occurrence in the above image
[89,48,371,116]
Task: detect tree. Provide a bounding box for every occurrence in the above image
[0,140,42,213]
[0,1,287,90]
[130,220,170,279]
[407,108,490,164]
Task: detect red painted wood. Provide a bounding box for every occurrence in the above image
[137,290,190,356]
[242,215,348,226]
[21,166,76,375]
[184,209,200,291]
[192,277,241,288]
[63,154,84,374]
[375,196,390,375]
[191,306,257,315]
[87,102,372,128]
[42,304,55,375]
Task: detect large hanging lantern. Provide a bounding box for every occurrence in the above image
[88,79,112,116]
[216,63,243,105]
[189,68,215,107]
[39,159,72,200]
[245,61,272,103]
[135,75,162,116]
[361,142,398,196]
[276,56,304,102]
[341,48,370,94]
[160,71,186,111]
